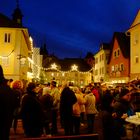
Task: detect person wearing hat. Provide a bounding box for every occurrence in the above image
[0,65,18,140]
[112,88,134,140]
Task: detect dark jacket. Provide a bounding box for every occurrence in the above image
[20,90,43,137]
[0,82,18,140]
[60,86,77,120]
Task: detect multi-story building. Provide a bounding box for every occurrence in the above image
[108,32,130,83]
[127,10,140,80]
[43,57,93,87]
[0,4,33,81]
[94,43,110,83]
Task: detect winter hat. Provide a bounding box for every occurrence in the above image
[119,88,130,98]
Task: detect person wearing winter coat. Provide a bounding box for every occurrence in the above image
[0,65,18,140]
[60,84,77,135]
[20,82,43,137]
[84,86,98,134]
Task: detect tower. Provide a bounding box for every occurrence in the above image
[12,0,23,26]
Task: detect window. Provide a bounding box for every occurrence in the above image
[95,57,98,64]
[102,54,104,61]
[135,56,139,63]
[134,33,139,45]
[114,51,116,58]
[115,65,118,72]
[100,68,102,74]
[4,33,11,43]
[102,67,104,74]
[117,49,120,56]
[112,65,114,72]
[2,57,9,66]
[120,63,124,71]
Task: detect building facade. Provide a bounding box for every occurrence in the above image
[127,10,140,80]
[94,43,110,83]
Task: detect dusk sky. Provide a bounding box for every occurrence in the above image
[1,0,140,58]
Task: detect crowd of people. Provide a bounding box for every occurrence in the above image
[0,64,140,140]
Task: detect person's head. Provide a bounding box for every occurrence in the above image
[11,80,23,89]
[119,88,132,102]
[26,82,36,93]
[51,80,57,87]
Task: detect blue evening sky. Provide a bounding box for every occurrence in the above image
[1,0,140,58]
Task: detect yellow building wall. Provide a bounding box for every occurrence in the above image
[129,25,140,79]
[0,27,30,80]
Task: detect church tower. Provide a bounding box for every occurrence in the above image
[12,0,23,26]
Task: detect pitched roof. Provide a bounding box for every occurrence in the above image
[59,58,92,71]
[0,13,22,28]
[130,10,140,29]
[108,32,130,64]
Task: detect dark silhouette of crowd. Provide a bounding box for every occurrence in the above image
[1,63,140,140]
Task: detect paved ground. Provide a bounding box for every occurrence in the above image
[10,113,140,140]
[10,115,103,140]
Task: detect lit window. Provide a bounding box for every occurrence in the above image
[2,57,9,66]
[112,65,114,72]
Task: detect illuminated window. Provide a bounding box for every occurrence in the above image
[112,65,114,72]
[2,57,9,66]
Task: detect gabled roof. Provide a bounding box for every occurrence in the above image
[94,43,110,56]
[108,32,130,64]
[59,58,91,71]
[0,13,22,28]
[127,10,140,32]
[130,10,140,28]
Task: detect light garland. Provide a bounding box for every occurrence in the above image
[27,57,93,74]
[0,49,15,58]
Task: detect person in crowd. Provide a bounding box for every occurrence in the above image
[84,86,98,134]
[20,82,43,137]
[39,86,53,136]
[101,89,117,140]
[72,86,85,135]
[11,80,24,134]
[112,87,134,140]
[60,83,77,135]
[91,83,101,111]
[7,78,13,87]
[50,80,60,135]
[0,65,18,140]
